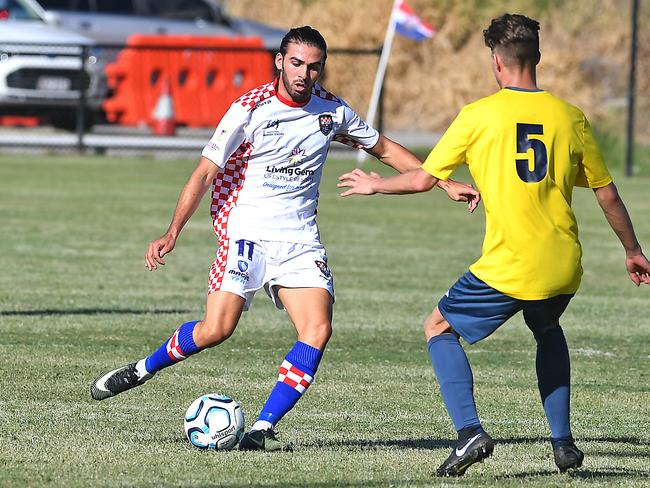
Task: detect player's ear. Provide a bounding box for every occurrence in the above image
[275,52,284,72]
[491,52,501,72]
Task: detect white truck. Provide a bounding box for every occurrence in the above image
[0,0,106,129]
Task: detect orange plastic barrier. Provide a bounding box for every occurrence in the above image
[103,35,274,128]
[0,115,41,127]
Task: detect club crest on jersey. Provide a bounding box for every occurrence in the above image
[315,260,331,278]
[238,260,249,272]
[319,114,333,135]
[288,147,306,165]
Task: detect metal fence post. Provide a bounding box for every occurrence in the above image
[76,44,88,153]
[625,0,639,177]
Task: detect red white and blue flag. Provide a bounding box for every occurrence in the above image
[393,0,435,41]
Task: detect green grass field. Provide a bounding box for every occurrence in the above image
[0,154,649,487]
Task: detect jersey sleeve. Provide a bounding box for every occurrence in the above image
[333,102,380,149]
[201,103,248,168]
[574,116,613,188]
[421,108,471,181]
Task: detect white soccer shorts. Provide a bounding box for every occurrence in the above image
[207,238,335,310]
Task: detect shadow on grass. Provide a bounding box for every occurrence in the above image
[568,468,650,479]
[0,308,192,316]
[301,436,649,482]
[496,467,650,480]
[158,435,649,484]
[305,435,648,451]
[304,437,455,450]
[193,483,430,488]
[164,469,650,487]
[582,436,649,446]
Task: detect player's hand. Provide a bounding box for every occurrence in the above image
[145,233,177,271]
[439,179,481,213]
[625,252,650,286]
[337,168,381,196]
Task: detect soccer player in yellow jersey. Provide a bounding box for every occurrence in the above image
[338,13,650,477]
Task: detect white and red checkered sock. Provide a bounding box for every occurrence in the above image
[144,320,202,374]
[255,341,323,426]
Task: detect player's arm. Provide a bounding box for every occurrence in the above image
[593,182,650,285]
[366,135,479,206]
[145,102,247,271]
[338,165,479,212]
[364,134,421,172]
[145,156,221,271]
[338,166,438,195]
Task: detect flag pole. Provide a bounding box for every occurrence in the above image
[357,0,400,166]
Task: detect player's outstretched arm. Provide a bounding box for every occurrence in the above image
[338,167,437,196]
[145,156,221,271]
[365,135,422,173]
[437,179,481,212]
[363,135,480,211]
[593,183,650,286]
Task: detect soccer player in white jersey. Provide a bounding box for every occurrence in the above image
[90,26,480,451]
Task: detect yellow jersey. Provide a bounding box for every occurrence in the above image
[422,88,612,299]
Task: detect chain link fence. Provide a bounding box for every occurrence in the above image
[0,43,382,159]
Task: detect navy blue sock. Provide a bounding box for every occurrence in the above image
[427,333,481,432]
[257,342,323,426]
[550,436,575,449]
[144,320,202,374]
[535,326,571,440]
[458,425,485,443]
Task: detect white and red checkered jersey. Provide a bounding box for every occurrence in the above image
[201,79,379,244]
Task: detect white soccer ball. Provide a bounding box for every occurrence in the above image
[184,394,245,450]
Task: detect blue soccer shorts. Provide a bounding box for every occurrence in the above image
[437,272,573,344]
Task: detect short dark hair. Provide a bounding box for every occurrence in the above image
[483,14,540,67]
[280,26,327,61]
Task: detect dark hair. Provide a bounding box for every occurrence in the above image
[280,26,327,60]
[483,14,540,67]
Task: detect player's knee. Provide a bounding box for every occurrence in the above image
[195,319,237,348]
[298,321,332,350]
[531,323,563,345]
[424,308,453,341]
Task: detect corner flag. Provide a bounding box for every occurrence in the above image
[394,0,436,41]
[357,0,435,165]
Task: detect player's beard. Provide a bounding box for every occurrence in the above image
[281,69,311,103]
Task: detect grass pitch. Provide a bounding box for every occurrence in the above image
[0,154,649,487]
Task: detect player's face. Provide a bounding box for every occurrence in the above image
[275,42,325,102]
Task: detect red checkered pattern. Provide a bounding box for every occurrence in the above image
[207,141,253,294]
[311,84,340,103]
[234,82,276,111]
[207,237,230,294]
[278,360,313,394]
[333,134,364,149]
[211,142,253,238]
[166,328,186,362]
